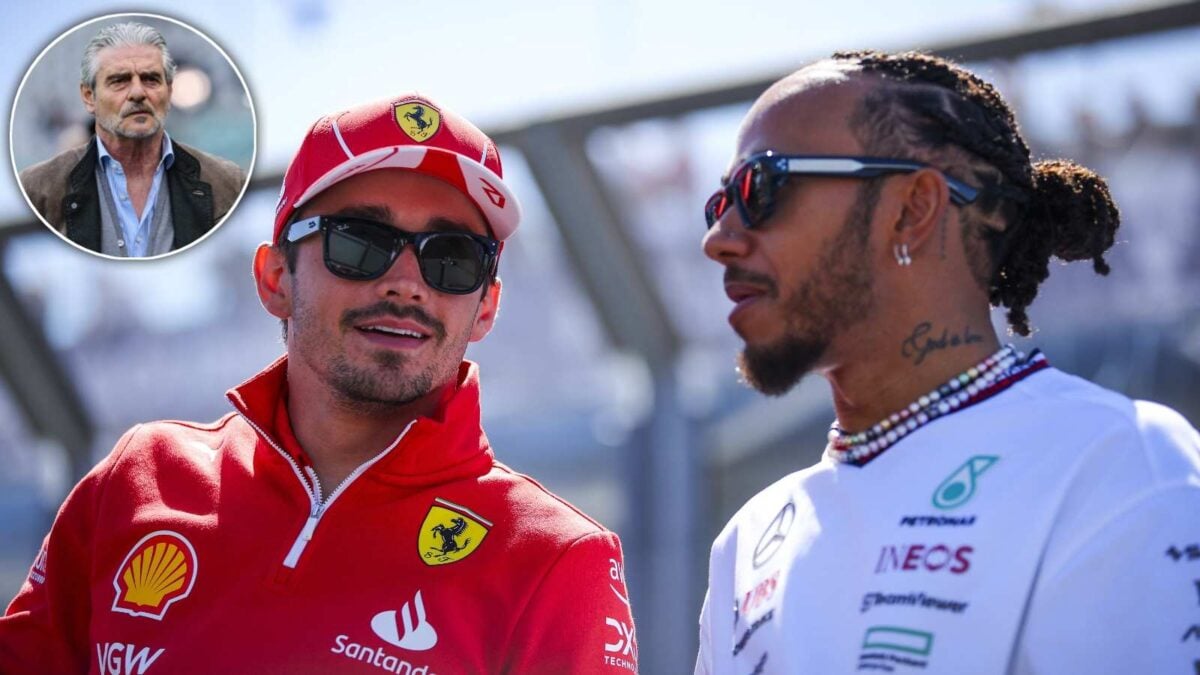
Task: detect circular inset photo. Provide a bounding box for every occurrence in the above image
[10,13,256,259]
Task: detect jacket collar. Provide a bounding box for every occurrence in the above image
[226,355,494,485]
[66,138,101,194]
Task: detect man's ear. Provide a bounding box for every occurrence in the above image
[253,243,293,321]
[80,84,96,116]
[893,168,952,256]
[469,276,502,342]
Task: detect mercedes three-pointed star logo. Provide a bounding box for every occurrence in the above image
[752,501,796,568]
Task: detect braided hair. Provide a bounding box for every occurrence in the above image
[831,50,1119,336]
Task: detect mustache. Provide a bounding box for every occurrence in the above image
[122,104,154,117]
[340,302,447,341]
[724,266,778,298]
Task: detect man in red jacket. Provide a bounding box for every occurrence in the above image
[0,94,639,674]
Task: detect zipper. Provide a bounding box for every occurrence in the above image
[235,410,416,569]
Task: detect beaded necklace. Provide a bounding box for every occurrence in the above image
[826,345,1048,465]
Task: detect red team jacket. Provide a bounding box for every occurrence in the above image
[0,358,638,674]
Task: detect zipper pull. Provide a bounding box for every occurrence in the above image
[283,514,320,569]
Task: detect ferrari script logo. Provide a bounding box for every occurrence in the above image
[394,102,441,142]
[418,498,492,566]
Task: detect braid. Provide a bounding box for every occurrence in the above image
[831,50,1120,336]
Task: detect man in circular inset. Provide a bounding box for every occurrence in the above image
[19,21,244,257]
[696,51,1200,674]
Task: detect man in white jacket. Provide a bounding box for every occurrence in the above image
[696,49,1200,674]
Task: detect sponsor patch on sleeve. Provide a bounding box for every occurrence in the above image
[111,531,198,621]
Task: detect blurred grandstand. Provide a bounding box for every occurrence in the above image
[1,3,1197,672]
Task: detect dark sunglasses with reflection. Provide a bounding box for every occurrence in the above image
[704,151,980,229]
[285,215,499,295]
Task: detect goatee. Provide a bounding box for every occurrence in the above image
[737,338,827,396]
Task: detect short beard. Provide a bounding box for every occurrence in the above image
[292,293,457,414]
[739,336,826,396]
[325,349,436,413]
[98,110,164,140]
[737,180,881,396]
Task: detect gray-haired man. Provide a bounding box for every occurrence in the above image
[19,21,244,257]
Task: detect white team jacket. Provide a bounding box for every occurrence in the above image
[697,366,1200,674]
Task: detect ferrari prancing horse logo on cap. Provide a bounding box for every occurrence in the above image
[395,102,441,142]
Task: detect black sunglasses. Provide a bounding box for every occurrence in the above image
[704,151,980,229]
[285,215,499,295]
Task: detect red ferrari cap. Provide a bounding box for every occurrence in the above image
[273,93,520,243]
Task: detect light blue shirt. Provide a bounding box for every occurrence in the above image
[96,134,175,258]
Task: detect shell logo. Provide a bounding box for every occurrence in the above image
[111,531,198,621]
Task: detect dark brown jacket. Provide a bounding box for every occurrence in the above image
[18,137,246,252]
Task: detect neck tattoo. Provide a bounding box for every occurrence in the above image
[826,345,1048,465]
[901,321,984,366]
